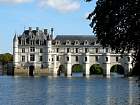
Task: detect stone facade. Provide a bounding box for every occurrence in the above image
[13,27,133,77]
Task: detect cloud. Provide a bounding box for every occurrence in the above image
[39,0,80,12]
[0,0,32,4]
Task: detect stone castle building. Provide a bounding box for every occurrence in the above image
[13,27,133,77]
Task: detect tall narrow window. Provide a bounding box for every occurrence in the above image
[30,54,35,61]
[106,48,108,53]
[116,57,118,62]
[22,48,25,53]
[40,48,43,53]
[106,57,108,62]
[56,48,59,53]
[56,56,59,61]
[128,57,130,62]
[96,56,98,62]
[67,57,69,61]
[76,48,78,53]
[96,48,98,53]
[22,56,25,62]
[85,48,88,53]
[85,57,87,62]
[67,48,70,53]
[40,56,42,61]
[76,56,78,62]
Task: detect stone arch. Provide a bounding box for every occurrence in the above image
[72,64,83,73]
[90,64,103,75]
[110,64,125,75]
[29,65,34,76]
[57,65,66,76]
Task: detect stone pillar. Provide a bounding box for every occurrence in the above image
[66,53,72,77]
[83,53,90,77]
[103,53,111,76]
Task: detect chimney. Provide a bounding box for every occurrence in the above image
[51,28,53,35]
[29,27,32,31]
[36,27,39,31]
[44,29,48,34]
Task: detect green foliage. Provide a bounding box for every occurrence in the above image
[72,64,82,72]
[87,0,140,75]
[90,64,103,75]
[0,53,13,64]
[110,65,124,74]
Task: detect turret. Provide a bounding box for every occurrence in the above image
[13,33,19,67]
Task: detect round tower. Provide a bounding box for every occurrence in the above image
[13,33,19,67]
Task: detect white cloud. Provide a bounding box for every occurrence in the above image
[39,0,80,12]
[0,0,32,4]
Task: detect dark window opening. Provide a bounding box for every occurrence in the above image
[76,56,78,62]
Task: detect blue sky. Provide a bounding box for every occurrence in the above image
[0,0,96,53]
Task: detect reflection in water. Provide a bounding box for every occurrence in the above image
[0,76,140,105]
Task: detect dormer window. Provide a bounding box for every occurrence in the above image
[75,40,79,45]
[84,40,89,45]
[56,40,60,45]
[66,40,71,45]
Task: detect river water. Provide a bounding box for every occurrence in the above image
[0,75,139,105]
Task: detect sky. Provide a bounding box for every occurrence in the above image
[0,0,96,54]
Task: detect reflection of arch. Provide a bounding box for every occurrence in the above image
[110,65,124,74]
[57,65,66,76]
[90,64,103,75]
[72,64,83,73]
[29,65,34,76]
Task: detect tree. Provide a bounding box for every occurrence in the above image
[86,0,140,76]
[0,53,13,65]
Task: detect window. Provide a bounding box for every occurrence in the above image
[40,48,43,53]
[128,57,130,62]
[84,41,88,45]
[22,56,25,62]
[67,57,69,61]
[22,48,25,53]
[75,40,79,45]
[106,57,108,62]
[76,56,78,62]
[85,57,87,62]
[56,56,59,61]
[30,54,35,61]
[116,57,118,62]
[30,47,35,52]
[52,58,53,61]
[67,48,70,53]
[76,48,78,53]
[96,48,98,53]
[96,56,98,62]
[56,48,59,53]
[106,48,108,53]
[22,40,25,45]
[85,48,88,53]
[40,56,42,61]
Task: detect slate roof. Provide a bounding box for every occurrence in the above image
[54,35,97,45]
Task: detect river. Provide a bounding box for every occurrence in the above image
[0,74,139,105]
